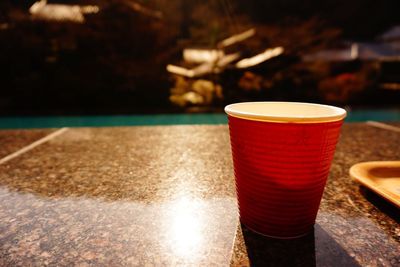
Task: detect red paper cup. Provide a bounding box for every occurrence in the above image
[225,102,346,238]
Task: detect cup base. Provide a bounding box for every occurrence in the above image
[242,222,314,240]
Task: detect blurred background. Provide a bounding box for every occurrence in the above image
[0,0,399,119]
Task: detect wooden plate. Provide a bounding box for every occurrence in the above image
[350,161,400,208]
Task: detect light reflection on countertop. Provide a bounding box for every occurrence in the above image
[0,187,238,266]
[0,124,399,266]
[167,196,204,259]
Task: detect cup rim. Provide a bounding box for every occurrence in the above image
[225,101,347,123]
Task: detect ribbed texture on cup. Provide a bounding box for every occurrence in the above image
[228,116,343,238]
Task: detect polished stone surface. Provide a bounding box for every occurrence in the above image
[0,124,399,266]
[0,129,54,158]
[0,126,238,266]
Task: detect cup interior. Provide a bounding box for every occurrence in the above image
[225,102,346,123]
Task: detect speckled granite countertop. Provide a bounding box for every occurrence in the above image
[0,129,55,158]
[0,123,399,266]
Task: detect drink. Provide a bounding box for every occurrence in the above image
[225,102,346,238]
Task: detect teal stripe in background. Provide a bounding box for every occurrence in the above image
[0,114,226,129]
[0,110,399,129]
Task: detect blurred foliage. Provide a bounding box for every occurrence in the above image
[0,0,398,114]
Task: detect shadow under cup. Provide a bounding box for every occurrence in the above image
[225,102,346,238]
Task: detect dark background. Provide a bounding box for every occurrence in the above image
[0,0,399,115]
